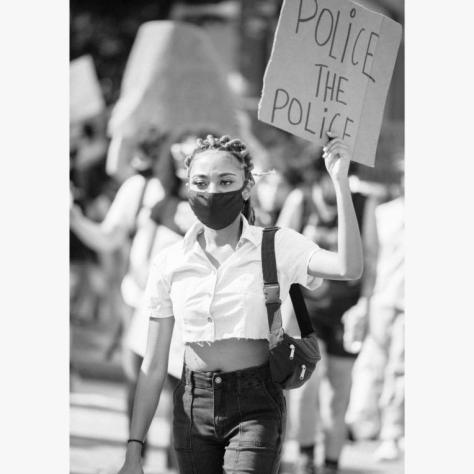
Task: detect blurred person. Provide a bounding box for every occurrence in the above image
[70,127,171,453]
[69,120,111,324]
[70,127,167,315]
[343,159,404,461]
[252,171,291,227]
[116,133,363,474]
[278,158,371,474]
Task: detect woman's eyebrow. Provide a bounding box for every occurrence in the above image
[190,172,238,179]
[218,172,238,177]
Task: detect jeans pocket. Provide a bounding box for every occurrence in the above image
[173,384,193,451]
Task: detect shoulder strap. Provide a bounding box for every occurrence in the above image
[289,284,315,337]
[262,227,282,333]
[262,227,314,337]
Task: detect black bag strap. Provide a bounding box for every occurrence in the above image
[262,227,314,337]
[262,227,281,333]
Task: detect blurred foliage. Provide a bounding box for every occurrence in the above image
[70,0,177,104]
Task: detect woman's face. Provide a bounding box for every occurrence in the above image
[188,150,250,197]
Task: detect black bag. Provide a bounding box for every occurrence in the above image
[262,227,321,389]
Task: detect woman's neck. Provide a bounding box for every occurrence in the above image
[202,215,242,249]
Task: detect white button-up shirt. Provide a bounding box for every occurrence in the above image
[144,216,322,343]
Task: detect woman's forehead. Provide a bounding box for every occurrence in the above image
[189,150,243,175]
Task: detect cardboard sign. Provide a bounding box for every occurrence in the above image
[258,0,402,167]
[108,21,240,139]
[70,55,105,123]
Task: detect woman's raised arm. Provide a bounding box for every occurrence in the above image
[307,134,363,281]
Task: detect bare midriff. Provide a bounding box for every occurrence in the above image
[185,338,269,372]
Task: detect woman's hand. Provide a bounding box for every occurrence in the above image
[323,131,351,182]
[117,459,144,474]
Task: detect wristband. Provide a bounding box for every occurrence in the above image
[127,439,144,447]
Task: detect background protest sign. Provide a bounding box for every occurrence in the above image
[70,55,105,123]
[107,21,240,140]
[258,0,402,167]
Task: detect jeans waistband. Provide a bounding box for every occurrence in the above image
[182,362,272,391]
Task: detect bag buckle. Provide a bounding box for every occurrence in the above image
[263,283,281,305]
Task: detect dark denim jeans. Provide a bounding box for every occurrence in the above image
[173,362,287,473]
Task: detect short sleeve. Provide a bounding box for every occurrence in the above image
[275,227,323,290]
[143,250,174,319]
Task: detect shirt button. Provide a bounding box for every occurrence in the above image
[207,317,212,323]
[215,376,222,384]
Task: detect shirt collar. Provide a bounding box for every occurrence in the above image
[182,215,260,252]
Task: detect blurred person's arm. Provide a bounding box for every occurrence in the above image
[342,195,379,346]
[276,188,305,231]
[358,195,379,301]
[118,316,174,474]
[307,135,363,280]
[70,204,129,252]
[70,179,136,252]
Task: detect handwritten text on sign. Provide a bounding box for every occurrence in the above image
[258,0,402,167]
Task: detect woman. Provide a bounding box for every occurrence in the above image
[117,132,363,474]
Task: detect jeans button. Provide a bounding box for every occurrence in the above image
[215,376,222,384]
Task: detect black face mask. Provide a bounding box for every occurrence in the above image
[188,186,245,230]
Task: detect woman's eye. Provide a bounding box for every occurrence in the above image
[221,180,233,186]
[193,181,207,188]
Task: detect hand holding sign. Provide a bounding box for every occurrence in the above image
[258,0,402,167]
[323,132,351,181]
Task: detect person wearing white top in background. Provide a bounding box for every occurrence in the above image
[70,127,167,456]
[117,133,363,474]
[343,161,404,461]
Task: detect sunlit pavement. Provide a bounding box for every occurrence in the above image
[70,374,404,474]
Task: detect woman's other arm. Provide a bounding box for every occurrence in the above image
[307,134,363,281]
[118,316,174,473]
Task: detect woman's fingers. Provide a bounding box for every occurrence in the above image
[323,146,349,160]
[325,141,349,154]
[324,138,344,150]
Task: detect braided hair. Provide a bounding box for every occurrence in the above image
[185,135,256,224]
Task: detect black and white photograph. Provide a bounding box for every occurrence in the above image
[7,1,474,474]
[68,1,404,473]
